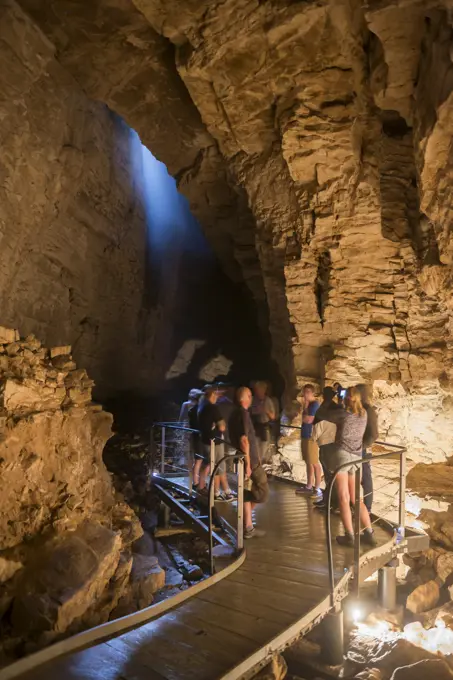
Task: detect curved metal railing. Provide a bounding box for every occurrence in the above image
[325,441,407,607]
[151,422,246,574]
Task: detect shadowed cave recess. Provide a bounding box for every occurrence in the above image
[3,0,453,675]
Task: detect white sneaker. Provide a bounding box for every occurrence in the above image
[310,488,323,500]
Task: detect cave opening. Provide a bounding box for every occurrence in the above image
[106,126,280,425]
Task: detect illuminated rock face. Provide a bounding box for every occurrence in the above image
[5,3,453,461]
[0,328,159,650]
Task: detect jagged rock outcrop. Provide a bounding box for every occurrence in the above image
[0,328,116,549]
[0,327,163,658]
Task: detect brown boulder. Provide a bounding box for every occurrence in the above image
[50,346,71,359]
[12,522,121,637]
[0,327,19,344]
[0,407,114,550]
[1,379,65,414]
[436,552,453,583]
[112,501,144,546]
[112,554,165,618]
[406,580,440,614]
[407,464,453,498]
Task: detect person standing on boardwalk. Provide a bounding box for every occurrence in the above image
[229,387,269,539]
[329,386,376,547]
[187,391,203,489]
[311,386,342,510]
[197,386,231,500]
[295,384,322,499]
[179,388,202,423]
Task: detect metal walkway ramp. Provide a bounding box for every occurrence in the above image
[2,478,425,680]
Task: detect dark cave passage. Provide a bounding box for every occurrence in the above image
[104,130,281,419]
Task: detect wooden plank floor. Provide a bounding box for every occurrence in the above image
[18,480,392,680]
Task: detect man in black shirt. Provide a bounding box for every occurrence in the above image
[229,387,268,539]
[197,386,232,500]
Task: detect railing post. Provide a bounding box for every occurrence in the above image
[208,439,216,575]
[187,429,193,495]
[399,447,406,533]
[353,467,361,597]
[237,457,244,551]
[326,475,336,608]
[149,425,156,477]
[160,426,166,474]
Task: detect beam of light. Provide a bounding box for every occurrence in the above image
[128,128,210,261]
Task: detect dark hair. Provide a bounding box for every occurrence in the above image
[303,383,315,391]
[322,386,336,401]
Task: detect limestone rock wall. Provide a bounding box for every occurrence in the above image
[0,327,166,659]
[0,0,168,398]
[17,0,270,326]
[122,0,453,531]
[135,0,453,474]
[9,0,453,515]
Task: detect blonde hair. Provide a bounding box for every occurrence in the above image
[236,386,251,403]
[345,386,366,417]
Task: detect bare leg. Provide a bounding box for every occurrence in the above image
[306,463,314,488]
[198,463,209,490]
[336,473,353,535]
[244,501,253,530]
[193,458,202,484]
[348,474,372,530]
[313,462,323,489]
[214,476,220,493]
[220,473,229,492]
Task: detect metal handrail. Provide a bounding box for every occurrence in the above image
[325,440,407,607]
[152,421,239,450]
[207,452,245,574]
[151,422,246,575]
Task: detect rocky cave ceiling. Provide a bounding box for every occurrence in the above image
[3,0,453,459]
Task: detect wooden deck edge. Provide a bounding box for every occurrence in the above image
[218,593,333,680]
[219,534,401,680]
[0,550,246,680]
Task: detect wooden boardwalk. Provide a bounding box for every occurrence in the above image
[10,480,394,680]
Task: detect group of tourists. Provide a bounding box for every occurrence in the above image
[179,381,276,540]
[179,379,378,547]
[297,382,378,547]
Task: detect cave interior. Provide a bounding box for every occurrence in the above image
[2,0,453,675]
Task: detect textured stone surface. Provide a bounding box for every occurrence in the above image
[0,328,159,655]
[0,0,165,399]
[112,554,165,617]
[4,0,453,584]
[0,558,23,585]
[16,0,269,324]
[406,580,440,614]
[11,0,453,445]
[0,335,116,550]
[11,522,122,636]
